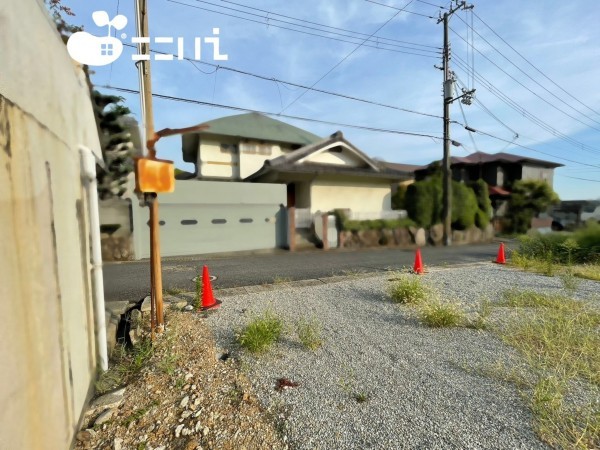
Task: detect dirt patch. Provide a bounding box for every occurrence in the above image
[76,311,285,450]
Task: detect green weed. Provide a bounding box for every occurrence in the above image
[418,300,465,328]
[387,275,430,305]
[238,311,283,353]
[296,317,323,350]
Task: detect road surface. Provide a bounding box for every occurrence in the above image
[103,243,503,302]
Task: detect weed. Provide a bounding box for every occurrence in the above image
[122,400,159,427]
[573,264,600,282]
[175,376,185,390]
[418,300,465,328]
[295,317,323,350]
[227,383,244,406]
[387,275,430,305]
[194,276,203,309]
[273,276,292,284]
[237,311,283,353]
[158,352,179,376]
[164,287,185,296]
[499,289,570,309]
[354,392,369,403]
[559,270,580,294]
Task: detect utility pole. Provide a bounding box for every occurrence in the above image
[438,1,474,246]
[135,0,164,333]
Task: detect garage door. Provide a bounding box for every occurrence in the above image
[131,180,287,259]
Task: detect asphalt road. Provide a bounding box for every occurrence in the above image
[103,243,503,302]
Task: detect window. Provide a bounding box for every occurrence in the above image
[239,218,253,223]
[241,142,272,155]
[220,143,238,153]
[101,43,113,56]
[211,219,227,224]
[181,219,198,225]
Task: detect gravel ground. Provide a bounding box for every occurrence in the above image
[205,264,600,450]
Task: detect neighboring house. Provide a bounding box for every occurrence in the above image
[182,113,412,221]
[551,200,600,230]
[411,151,563,218]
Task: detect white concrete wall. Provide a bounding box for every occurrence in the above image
[0,1,102,448]
[310,179,392,215]
[196,137,292,180]
[521,164,555,188]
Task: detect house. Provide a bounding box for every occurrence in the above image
[182,112,412,220]
[410,151,563,218]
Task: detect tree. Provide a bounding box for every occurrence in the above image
[506,180,560,234]
[44,0,82,42]
[92,92,135,200]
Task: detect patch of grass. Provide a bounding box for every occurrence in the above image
[296,317,323,350]
[559,270,580,294]
[499,289,571,309]
[164,287,185,296]
[227,383,244,407]
[272,276,292,284]
[418,300,465,328]
[573,264,600,281]
[95,337,154,394]
[530,377,600,449]
[194,275,203,309]
[387,275,430,305]
[237,311,283,353]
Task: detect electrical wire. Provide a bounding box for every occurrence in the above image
[195,0,441,50]
[473,10,600,118]
[99,84,445,139]
[449,26,600,133]
[280,0,417,113]
[364,0,437,19]
[453,15,600,129]
[167,0,440,58]
[125,43,444,120]
[559,175,600,183]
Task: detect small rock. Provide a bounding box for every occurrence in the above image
[114,438,123,450]
[183,305,194,311]
[175,424,185,438]
[180,396,190,408]
[181,411,192,419]
[182,428,191,436]
[185,373,193,380]
[202,427,209,436]
[76,430,92,442]
[193,399,201,406]
[90,388,126,410]
[95,409,114,426]
[184,384,190,391]
[191,384,197,390]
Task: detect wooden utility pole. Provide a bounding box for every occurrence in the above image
[439,1,474,246]
[135,0,164,332]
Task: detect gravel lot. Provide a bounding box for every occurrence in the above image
[206,264,599,450]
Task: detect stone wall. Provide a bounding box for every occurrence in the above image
[338,224,494,249]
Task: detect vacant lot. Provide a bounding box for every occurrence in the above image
[206,264,599,449]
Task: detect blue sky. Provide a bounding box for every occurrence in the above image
[65,0,600,200]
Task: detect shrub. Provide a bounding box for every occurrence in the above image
[388,275,430,304]
[469,179,493,217]
[406,181,437,228]
[238,311,283,353]
[391,184,408,210]
[451,181,478,230]
[506,180,559,234]
[475,209,490,229]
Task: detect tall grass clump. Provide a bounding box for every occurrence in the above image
[296,317,323,350]
[419,300,465,328]
[387,275,430,304]
[238,311,283,353]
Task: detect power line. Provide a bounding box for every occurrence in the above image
[167,0,440,58]
[415,0,447,9]
[122,42,444,120]
[451,55,600,157]
[280,0,416,113]
[449,24,600,132]
[473,10,600,119]
[364,0,437,18]
[99,84,445,139]
[559,175,600,183]
[197,0,441,50]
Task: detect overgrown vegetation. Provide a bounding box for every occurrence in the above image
[404,174,490,230]
[237,311,283,353]
[295,317,323,351]
[418,300,465,328]
[333,209,415,232]
[387,275,430,305]
[505,180,560,234]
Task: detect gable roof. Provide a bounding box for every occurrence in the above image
[182,113,322,163]
[246,132,412,181]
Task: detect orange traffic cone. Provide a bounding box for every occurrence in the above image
[413,248,424,275]
[200,265,221,311]
[494,242,506,264]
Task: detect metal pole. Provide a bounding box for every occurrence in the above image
[442,12,452,246]
[136,0,164,331]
